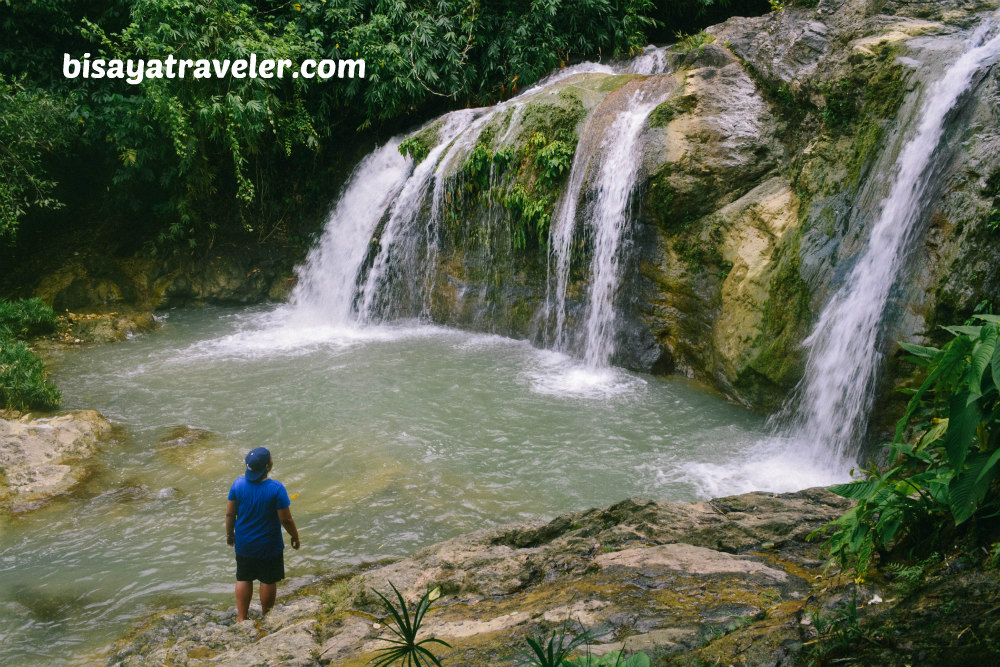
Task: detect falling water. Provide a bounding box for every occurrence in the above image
[286,141,409,324]
[547,85,669,365]
[582,91,669,366]
[355,110,480,322]
[785,16,1000,465]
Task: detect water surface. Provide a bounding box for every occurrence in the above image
[0,306,842,665]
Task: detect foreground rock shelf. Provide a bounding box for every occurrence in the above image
[108,487,1000,666]
[108,489,846,666]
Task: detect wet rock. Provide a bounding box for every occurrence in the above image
[108,488,850,667]
[154,426,234,479]
[0,410,115,512]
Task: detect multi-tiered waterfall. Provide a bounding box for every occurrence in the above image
[287,12,1000,472]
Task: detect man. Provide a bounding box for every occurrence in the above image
[225,447,301,622]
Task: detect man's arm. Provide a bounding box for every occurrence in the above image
[277,507,300,549]
[225,499,237,546]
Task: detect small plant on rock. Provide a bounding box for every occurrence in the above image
[370,582,451,667]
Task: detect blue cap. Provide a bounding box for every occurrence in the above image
[244,447,271,481]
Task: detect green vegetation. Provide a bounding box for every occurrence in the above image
[0,298,57,340]
[648,94,696,128]
[0,76,76,242]
[436,95,585,255]
[0,341,61,412]
[371,583,450,667]
[674,30,715,54]
[0,0,658,256]
[0,298,61,411]
[815,316,1000,578]
[985,169,1000,232]
[520,624,649,667]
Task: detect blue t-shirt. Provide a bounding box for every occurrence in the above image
[228,477,291,558]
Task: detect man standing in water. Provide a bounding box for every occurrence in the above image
[225,447,300,622]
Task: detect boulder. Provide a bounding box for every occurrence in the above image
[0,410,115,512]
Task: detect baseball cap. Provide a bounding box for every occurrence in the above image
[244,447,271,481]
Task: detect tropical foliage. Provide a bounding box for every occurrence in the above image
[0,298,60,411]
[816,316,1000,576]
[0,0,670,253]
[371,583,451,667]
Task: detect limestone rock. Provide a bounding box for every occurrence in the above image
[0,410,115,512]
[108,488,850,667]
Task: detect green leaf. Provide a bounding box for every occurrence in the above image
[974,447,1000,486]
[898,341,940,359]
[894,335,972,443]
[993,333,1000,397]
[942,324,983,338]
[944,393,982,471]
[623,654,651,667]
[829,479,883,500]
[917,419,949,450]
[973,314,1000,324]
[948,458,995,525]
[967,327,997,397]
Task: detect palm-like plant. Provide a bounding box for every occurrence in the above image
[370,582,451,667]
[520,624,595,667]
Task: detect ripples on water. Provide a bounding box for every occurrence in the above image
[0,306,846,666]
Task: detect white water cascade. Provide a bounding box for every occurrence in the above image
[286,140,409,324]
[288,60,622,330]
[547,82,671,364]
[784,15,1000,466]
[582,91,669,367]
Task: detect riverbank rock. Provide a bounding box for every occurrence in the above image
[31,248,299,313]
[105,486,1000,666]
[106,488,849,666]
[0,410,115,512]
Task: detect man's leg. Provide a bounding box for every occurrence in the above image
[260,582,277,616]
[235,580,253,622]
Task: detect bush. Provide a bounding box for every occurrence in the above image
[0,340,61,411]
[816,316,1000,577]
[0,298,57,339]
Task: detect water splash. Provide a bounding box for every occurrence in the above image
[782,15,1000,467]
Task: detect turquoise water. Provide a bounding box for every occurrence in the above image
[0,306,840,666]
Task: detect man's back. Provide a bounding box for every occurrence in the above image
[229,477,289,558]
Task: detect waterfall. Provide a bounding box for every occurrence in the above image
[289,52,663,358]
[582,91,669,367]
[355,110,481,322]
[547,86,669,365]
[783,16,1000,466]
[287,141,410,325]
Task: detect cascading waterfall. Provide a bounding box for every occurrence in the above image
[547,81,671,363]
[782,15,1000,466]
[355,110,480,322]
[289,55,663,366]
[286,140,409,325]
[581,91,669,367]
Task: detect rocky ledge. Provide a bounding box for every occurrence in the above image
[107,487,1000,666]
[0,410,116,513]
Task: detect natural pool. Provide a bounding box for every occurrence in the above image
[0,306,845,666]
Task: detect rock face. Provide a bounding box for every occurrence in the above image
[106,488,853,666]
[363,0,1000,415]
[105,487,1000,666]
[32,249,299,314]
[0,410,115,512]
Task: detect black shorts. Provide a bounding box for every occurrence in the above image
[235,554,285,584]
